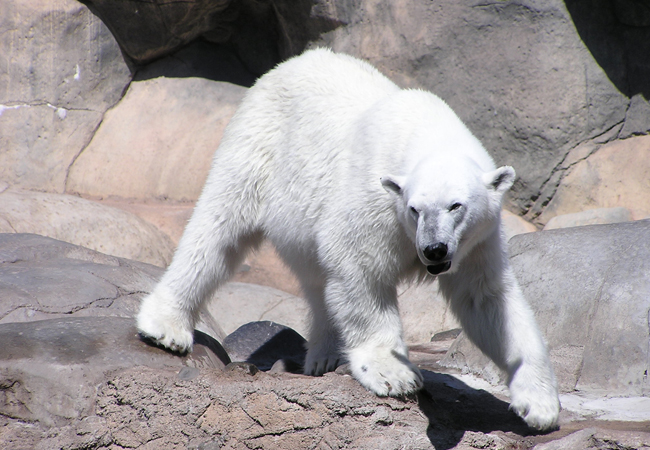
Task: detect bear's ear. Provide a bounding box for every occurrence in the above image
[483,166,516,194]
[380,175,405,195]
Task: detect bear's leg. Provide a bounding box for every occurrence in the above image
[301,283,342,375]
[137,188,262,353]
[323,275,423,396]
[440,242,560,430]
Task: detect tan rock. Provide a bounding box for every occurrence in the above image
[539,135,650,224]
[398,281,459,344]
[0,188,174,266]
[96,198,194,245]
[66,78,247,202]
[501,209,538,240]
[544,207,632,230]
[233,241,302,297]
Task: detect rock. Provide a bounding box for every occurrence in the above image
[222,321,306,372]
[538,135,650,224]
[205,282,309,337]
[0,0,131,193]
[311,0,631,213]
[0,233,649,449]
[0,105,103,193]
[620,94,650,138]
[0,233,161,324]
[543,207,632,230]
[502,209,538,240]
[66,77,247,202]
[0,233,227,342]
[1,364,530,449]
[442,220,650,396]
[0,316,228,427]
[95,197,194,245]
[398,281,459,344]
[232,241,303,297]
[0,189,175,267]
[533,428,650,450]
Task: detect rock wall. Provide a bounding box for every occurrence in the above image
[2,0,649,234]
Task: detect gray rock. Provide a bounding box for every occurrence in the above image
[533,428,650,450]
[442,220,650,396]
[3,363,529,449]
[0,233,161,324]
[620,94,650,138]
[0,0,131,193]
[223,321,306,372]
[204,281,309,337]
[0,316,228,427]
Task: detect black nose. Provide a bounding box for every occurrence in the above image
[423,243,448,261]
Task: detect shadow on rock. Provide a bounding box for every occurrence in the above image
[565,0,650,99]
[417,370,537,449]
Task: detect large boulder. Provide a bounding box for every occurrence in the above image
[310,0,638,215]
[0,233,162,325]
[442,220,650,396]
[0,0,131,193]
[66,77,247,202]
[2,362,538,449]
[0,187,175,267]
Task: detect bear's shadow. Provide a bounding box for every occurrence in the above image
[418,370,542,449]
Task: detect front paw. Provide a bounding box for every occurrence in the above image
[348,346,423,397]
[137,290,194,353]
[509,365,560,431]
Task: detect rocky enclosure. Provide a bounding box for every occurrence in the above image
[1,0,650,448]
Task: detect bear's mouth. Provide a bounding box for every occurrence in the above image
[426,261,451,275]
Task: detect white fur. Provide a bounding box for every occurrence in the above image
[137,48,559,430]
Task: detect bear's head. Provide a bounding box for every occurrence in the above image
[381,157,515,275]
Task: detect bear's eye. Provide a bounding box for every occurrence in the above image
[409,206,418,216]
[449,202,463,212]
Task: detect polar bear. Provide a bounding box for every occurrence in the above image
[137,48,560,430]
